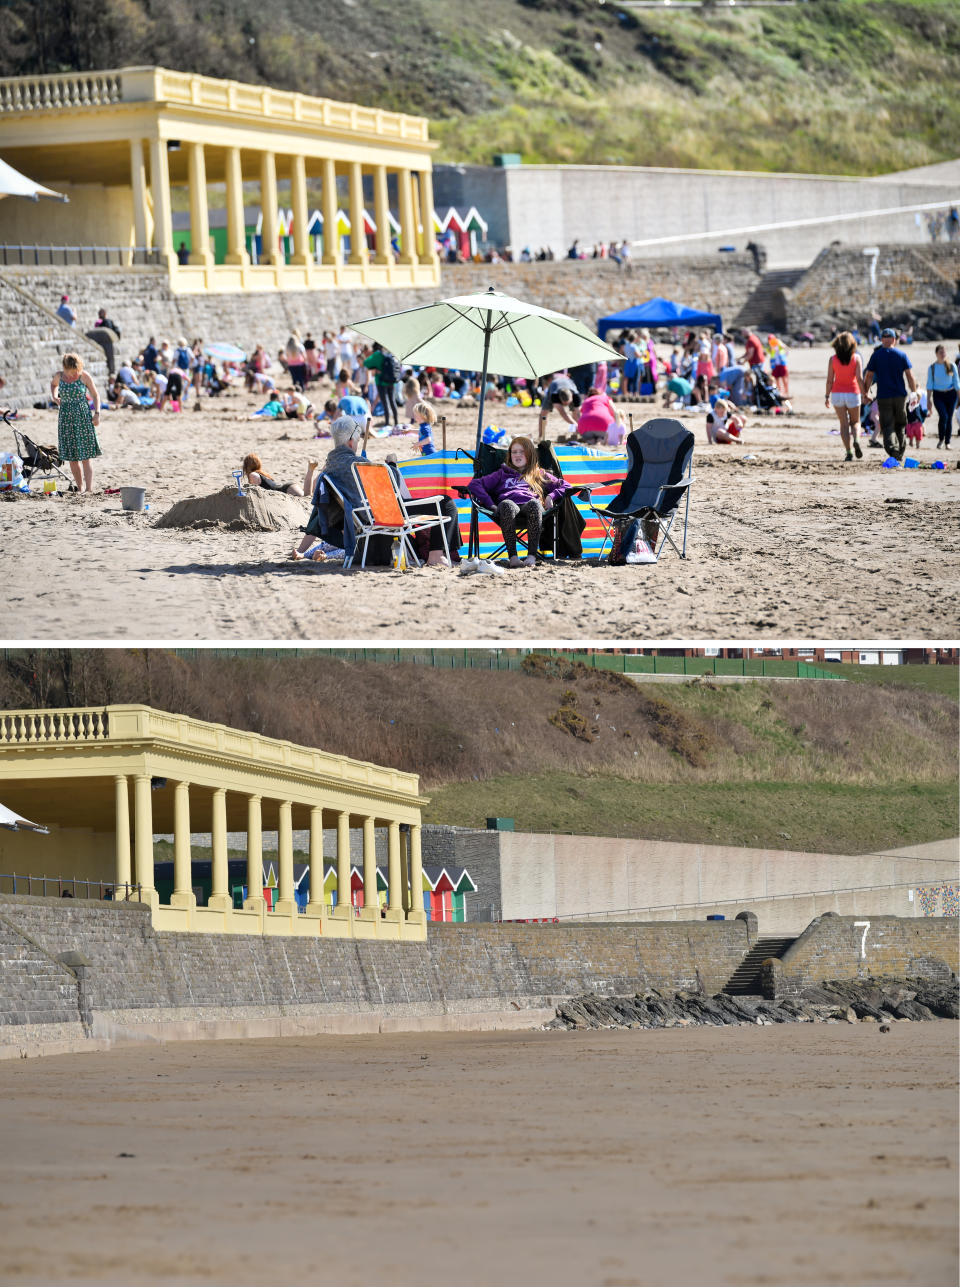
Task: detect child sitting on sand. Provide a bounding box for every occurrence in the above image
[466,436,568,569]
[251,394,285,419]
[283,387,314,421]
[705,398,745,444]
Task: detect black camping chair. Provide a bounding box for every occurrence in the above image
[455,441,586,562]
[10,419,74,489]
[580,418,694,562]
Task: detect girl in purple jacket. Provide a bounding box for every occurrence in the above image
[467,436,567,567]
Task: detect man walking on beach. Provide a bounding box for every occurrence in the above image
[863,328,917,461]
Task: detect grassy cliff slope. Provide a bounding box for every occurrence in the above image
[0,650,955,852]
[3,0,959,175]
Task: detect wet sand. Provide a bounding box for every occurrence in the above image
[3,344,958,641]
[0,1023,956,1286]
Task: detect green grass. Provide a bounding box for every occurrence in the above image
[9,0,960,176]
[824,664,960,699]
[423,774,958,854]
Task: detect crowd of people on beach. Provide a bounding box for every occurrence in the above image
[12,291,957,545]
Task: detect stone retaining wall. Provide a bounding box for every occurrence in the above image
[767,913,958,999]
[2,895,956,1056]
[785,244,960,330]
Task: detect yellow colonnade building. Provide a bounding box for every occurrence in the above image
[0,66,440,293]
[0,705,428,941]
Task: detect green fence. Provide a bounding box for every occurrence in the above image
[170,648,840,680]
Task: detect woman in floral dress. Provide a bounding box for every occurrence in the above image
[49,352,102,491]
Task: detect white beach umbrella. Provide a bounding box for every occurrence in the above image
[352,284,620,455]
[0,157,68,203]
[0,801,49,833]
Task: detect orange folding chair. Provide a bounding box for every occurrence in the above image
[347,462,450,570]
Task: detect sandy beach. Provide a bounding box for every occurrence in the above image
[3,344,958,641]
[0,1023,955,1286]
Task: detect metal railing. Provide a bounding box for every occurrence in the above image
[172,648,841,681]
[0,708,110,744]
[556,880,943,922]
[0,245,161,267]
[0,873,141,901]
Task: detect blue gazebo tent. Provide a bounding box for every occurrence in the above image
[597,297,723,340]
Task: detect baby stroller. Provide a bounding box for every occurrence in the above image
[752,369,788,414]
[10,420,74,489]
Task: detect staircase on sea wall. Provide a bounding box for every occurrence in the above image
[732,269,806,332]
[722,936,795,996]
[0,917,83,1030]
[0,272,108,410]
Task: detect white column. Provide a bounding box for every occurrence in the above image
[133,773,157,907]
[407,823,426,925]
[187,142,213,266]
[290,154,311,266]
[418,168,440,269]
[130,139,149,255]
[360,816,378,921]
[259,150,281,266]
[397,169,416,266]
[321,158,339,266]
[171,780,196,909]
[348,161,368,266]
[372,164,393,266]
[148,137,174,268]
[243,793,264,910]
[225,146,250,266]
[385,820,403,921]
[307,805,325,914]
[114,775,131,897]
[209,787,230,911]
[334,810,352,918]
[274,800,296,915]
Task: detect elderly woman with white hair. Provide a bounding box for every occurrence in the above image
[291,416,459,566]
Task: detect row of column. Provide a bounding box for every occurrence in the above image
[113,774,425,926]
[129,138,438,270]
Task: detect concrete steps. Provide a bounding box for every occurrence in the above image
[0,919,81,1027]
[722,936,795,996]
[732,269,805,331]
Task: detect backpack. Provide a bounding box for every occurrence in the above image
[379,352,402,384]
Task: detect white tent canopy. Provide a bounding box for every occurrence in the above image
[0,157,68,203]
[0,801,49,833]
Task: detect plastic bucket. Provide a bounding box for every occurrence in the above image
[120,486,146,511]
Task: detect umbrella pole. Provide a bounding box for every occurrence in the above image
[470,311,493,558]
[440,415,447,452]
[474,311,492,459]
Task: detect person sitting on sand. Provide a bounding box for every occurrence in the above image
[334,368,360,401]
[576,386,620,444]
[467,436,568,569]
[705,397,745,444]
[242,453,318,497]
[283,387,314,421]
[251,394,285,419]
[338,389,370,429]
